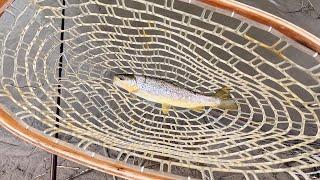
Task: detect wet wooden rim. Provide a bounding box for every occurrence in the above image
[0,0,13,15]
[201,0,320,53]
[0,0,320,179]
[0,106,176,180]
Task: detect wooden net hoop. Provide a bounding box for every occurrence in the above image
[0,0,320,179]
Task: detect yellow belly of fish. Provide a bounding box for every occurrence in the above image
[134,90,209,114]
[114,79,214,114]
[114,77,236,113]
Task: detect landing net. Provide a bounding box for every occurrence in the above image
[0,0,320,179]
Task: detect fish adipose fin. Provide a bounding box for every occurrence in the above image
[162,103,171,114]
[213,87,238,110]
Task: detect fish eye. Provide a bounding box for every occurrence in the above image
[119,75,125,80]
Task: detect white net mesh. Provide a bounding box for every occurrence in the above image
[0,0,320,179]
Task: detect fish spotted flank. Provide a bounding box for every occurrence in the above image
[113,74,238,114]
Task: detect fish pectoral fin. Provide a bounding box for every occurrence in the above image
[128,86,139,93]
[213,87,232,100]
[162,104,171,115]
[191,106,205,112]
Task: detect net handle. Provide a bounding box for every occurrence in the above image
[201,0,320,54]
[0,0,13,15]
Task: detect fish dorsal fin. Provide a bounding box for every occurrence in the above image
[213,87,232,100]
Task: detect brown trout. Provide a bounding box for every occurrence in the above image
[113,74,238,114]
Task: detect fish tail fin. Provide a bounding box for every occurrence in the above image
[213,87,238,110]
[213,87,232,100]
[216,99,238,110]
